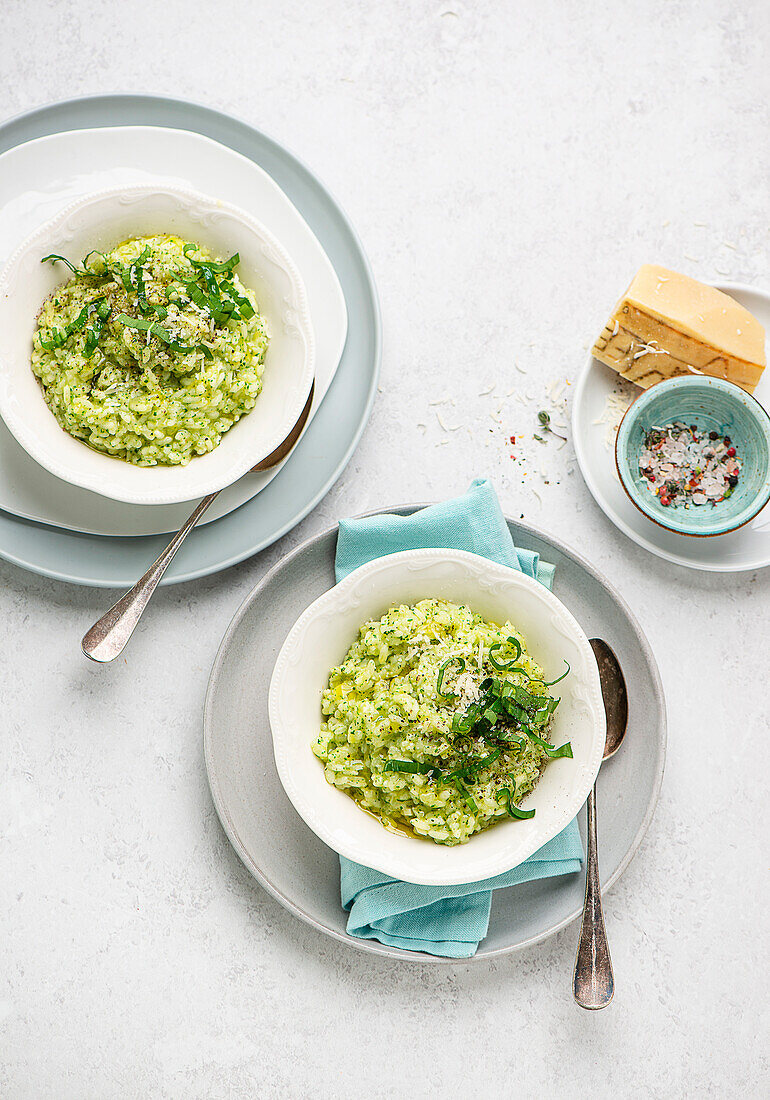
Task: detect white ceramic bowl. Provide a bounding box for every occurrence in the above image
[0,183,315,505]
[269,548,605,886]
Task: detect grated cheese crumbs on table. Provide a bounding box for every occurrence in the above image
[422,363,576,508]
[436,410,461,431]
[594,386,636,450]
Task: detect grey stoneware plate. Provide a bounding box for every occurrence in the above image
[0,94,380,587]
[204,508,667,962]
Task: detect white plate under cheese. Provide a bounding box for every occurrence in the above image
[574,279,770,573]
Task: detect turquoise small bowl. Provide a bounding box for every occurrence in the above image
[615,376,770,537]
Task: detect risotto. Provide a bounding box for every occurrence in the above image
[313,598,572,846]
[31,234,269,466]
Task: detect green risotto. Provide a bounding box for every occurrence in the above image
[313,599,572,846]
[31,235,269,466]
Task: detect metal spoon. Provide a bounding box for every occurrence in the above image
[81,381,315,664]
[573,637,629,1010]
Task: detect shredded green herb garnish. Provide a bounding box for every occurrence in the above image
[39,241,253,362]
[128,245,153,315]
[522,729,574,759]
[83,324,101,359]
[535,660,571,688]
[42,254,96,277]
[180,243,249,325]
[489,637,522,671]
[81,250,108,274]
[383,759,440,776]
[220,278,255,319]
[39,297,108,353]
[437,656,466,698]
[497,787,536,819]
[184,242,240,273]
[381,649,571,820]
[455,777,478,813]
[115,313,211,359]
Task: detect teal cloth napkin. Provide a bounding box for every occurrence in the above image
[335,479,584,958]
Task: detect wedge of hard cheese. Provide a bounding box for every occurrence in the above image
[591,265,766,393]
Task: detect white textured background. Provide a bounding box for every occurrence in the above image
[1,2,769,1097]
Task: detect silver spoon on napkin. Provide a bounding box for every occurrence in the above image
[81,381,315,664]
[573,638,628,1009]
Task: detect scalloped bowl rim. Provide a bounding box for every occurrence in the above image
[0,182,316,505]
[615,376,770,537]
[268,548,606,886]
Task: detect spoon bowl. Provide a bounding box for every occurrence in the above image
[591,638,629,761]
[572,638,629,1010]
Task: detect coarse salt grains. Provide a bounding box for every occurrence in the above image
[638,422,740,507]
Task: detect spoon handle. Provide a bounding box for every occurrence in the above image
[81,492,218,663]
[573,785,614,1009]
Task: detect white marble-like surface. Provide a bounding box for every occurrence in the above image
[1,2,769,1096]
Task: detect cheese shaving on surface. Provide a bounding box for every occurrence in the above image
[632,338,672,361]
[594,387,636,450]
[436,411,460,431]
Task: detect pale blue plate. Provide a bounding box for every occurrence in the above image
[616,376,770,537]
[0,95,381,587]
